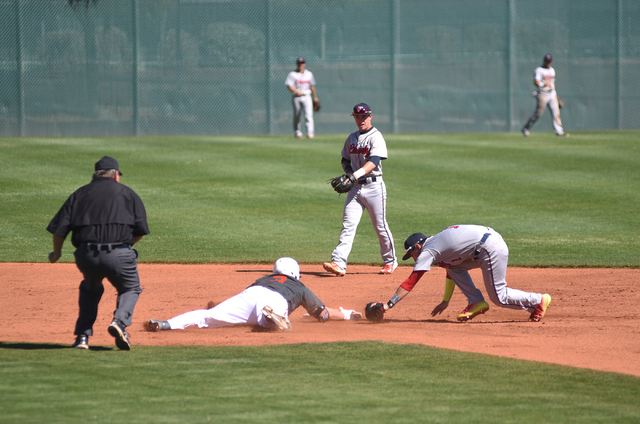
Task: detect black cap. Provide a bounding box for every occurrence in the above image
[296,57,306,63]
[94,156,121,175]
[402,232,428,260]
[352,103,372,116]
[543,54,552,62]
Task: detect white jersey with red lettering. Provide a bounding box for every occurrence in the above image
[341,127,387,177]
[534,66,555,92]
[285,69,315,95]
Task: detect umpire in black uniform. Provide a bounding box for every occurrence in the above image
[47,156,150,350]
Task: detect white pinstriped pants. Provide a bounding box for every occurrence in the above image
[330,179,396,269]
[292,94,314,137]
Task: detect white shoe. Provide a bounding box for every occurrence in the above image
[323,262,346,276]
[522,128,530,137]
[379,263,398,274]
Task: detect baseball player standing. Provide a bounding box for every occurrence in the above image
[47,156,150,350]
[323,103,398,277]
[146,258,362,332]
[522,54,569,137]
[372,225,551,322]
[285,57,319,139]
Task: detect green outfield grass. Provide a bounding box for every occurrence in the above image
[2,132,640,423]
[1,131,639,266]
[1,342,638,424]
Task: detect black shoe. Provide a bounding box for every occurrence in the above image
[72,334,89,349]
[108,320,131,351]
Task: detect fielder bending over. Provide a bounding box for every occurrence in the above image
[146,257,361,333]
[370,225,551,323]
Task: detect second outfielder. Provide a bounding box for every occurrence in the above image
[522,54,569,137]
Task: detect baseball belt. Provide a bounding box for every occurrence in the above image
[357,176,377,185]
[473,233,491,259]
[83,243,130,252]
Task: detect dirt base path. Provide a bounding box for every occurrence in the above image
[2,263,639,377]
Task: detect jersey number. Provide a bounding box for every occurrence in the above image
[271,275,287,284]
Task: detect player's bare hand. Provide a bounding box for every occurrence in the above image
[48,251,61,263]
[431,301,449,317]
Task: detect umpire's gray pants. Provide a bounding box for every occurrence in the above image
[73,246,142,336]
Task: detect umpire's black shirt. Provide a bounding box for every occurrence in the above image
[47,176,149,247]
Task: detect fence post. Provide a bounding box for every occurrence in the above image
[616,0,622,129]
[15,0,24,136]
[266,0,273,135]
[132,0,138,136]
[391,0,399,133]
[507,0,515,132]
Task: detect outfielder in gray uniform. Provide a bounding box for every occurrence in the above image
[522,54,569,137]
[323,103,397,277]
[377,225,551,322]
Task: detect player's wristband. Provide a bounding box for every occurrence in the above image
[386,293,401,309]
[353,168,366,179]
[443,277,455,302]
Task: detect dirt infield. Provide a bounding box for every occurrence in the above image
[2,263,639,377]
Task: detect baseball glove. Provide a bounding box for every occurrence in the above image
[328,173,356,194]
[557,95,564,109]
[313,99,321,112]
[365,302,385,323]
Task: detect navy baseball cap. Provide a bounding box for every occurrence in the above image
[403,232,428,260]
[543,54,553,62]
[352,103,372,116]
[95,156,121,175]
[296,57,306,63]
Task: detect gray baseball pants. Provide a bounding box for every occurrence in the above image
[73,245,142,336]
[445,231,542,312]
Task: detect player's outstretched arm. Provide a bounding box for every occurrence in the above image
[327,306,361,320]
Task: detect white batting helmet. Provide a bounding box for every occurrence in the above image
[273,257,300,280]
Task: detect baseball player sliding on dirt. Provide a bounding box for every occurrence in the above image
[145,257,361,333]
[365,225,551,323]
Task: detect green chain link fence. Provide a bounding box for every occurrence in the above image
[1,0,639,137]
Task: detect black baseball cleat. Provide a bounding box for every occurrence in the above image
[71,334,89,349]
[108,320,131,351]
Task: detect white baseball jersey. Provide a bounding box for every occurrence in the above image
[341,127,387,178]
[534,66,556,92]
[285,69,315,96]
